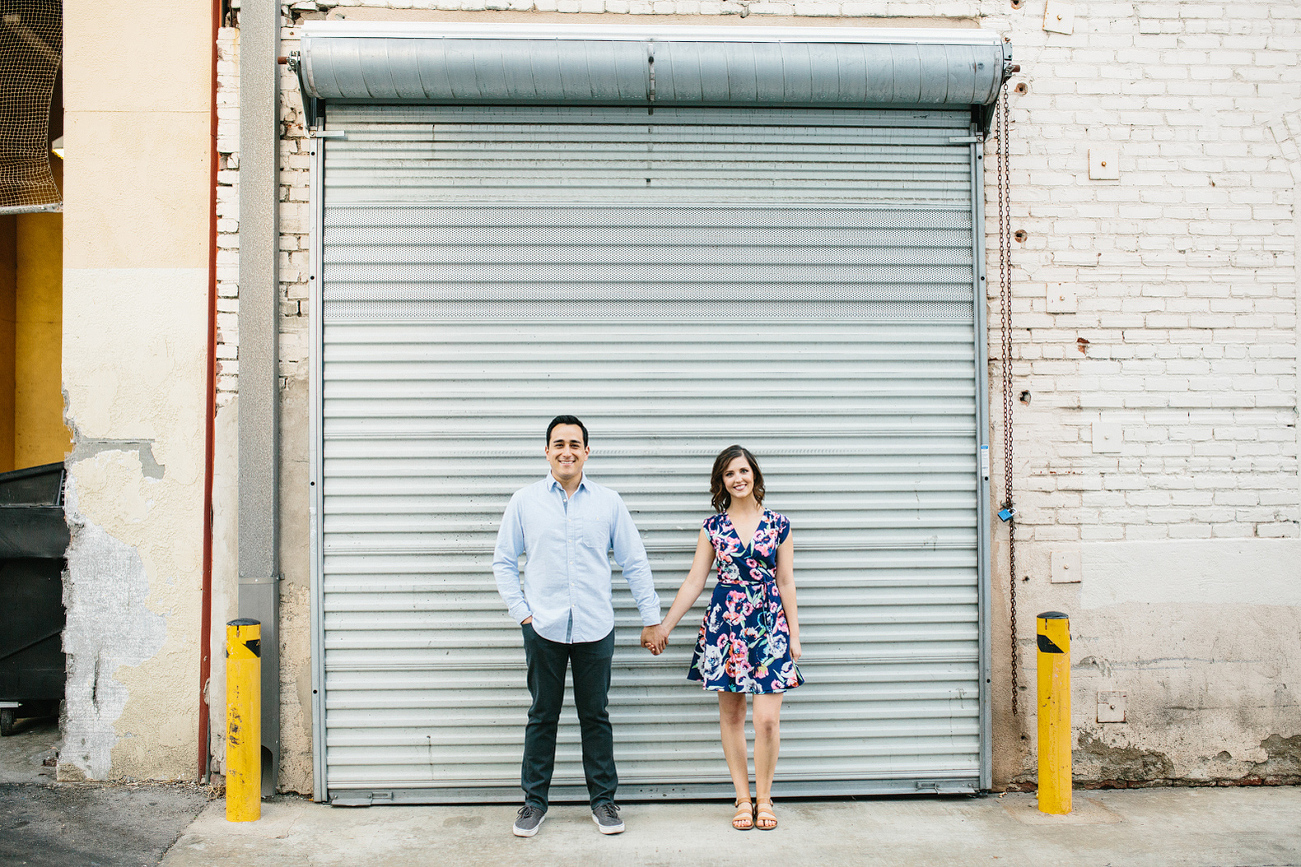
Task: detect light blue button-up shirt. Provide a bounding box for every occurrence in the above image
[493,473,661,644]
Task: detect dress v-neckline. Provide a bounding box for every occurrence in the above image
[726,509,766,551]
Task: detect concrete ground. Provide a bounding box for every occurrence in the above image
[1,716,212,867]
[0,715,59,784]
[2,716,1296,867]
[0,782,211,867]
[161,787,1301,867]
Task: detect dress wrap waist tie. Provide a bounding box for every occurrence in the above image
[717,577,779,637]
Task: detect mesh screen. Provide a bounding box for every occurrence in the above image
[0,0,61,214]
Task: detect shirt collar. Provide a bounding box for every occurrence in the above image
[547,472,589,495]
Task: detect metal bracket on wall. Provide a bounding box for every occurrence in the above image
[289,52,320,129]
[915,779,977,795]
[331,791,394,807]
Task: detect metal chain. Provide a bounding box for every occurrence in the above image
[995,81,1018,716]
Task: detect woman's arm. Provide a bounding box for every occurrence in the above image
[647,528,715,654]
[774,535,800,662]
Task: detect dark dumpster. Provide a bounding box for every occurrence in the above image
[0,463,69,735]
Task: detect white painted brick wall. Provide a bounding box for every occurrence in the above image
[216,27,240,404]
[987,0,1298,549]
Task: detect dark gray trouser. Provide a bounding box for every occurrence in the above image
[520,623,617,811]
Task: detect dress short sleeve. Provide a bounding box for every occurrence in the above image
[774,511,791,544]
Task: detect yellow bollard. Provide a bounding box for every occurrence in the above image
[226,619,262,822]
[1037,611,1071,814]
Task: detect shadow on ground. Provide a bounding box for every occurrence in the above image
[0,782,212,867]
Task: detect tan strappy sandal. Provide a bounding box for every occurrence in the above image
[755,799,777,830]
[732,799,754,831]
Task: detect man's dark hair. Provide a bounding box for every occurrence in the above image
[546,415,589,446]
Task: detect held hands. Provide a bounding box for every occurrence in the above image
[641,624,669,655]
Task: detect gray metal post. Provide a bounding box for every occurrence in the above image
[237,0,281,798]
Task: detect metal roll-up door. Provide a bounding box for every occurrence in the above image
[312,104,990,804]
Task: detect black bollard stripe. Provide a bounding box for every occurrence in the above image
[245,639,261,657]
[1037,634,1065,654]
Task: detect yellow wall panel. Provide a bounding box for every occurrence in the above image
[0,216,15,472]
[15,208,69,468]
[16,158,71,468]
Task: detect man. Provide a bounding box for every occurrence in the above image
[494,415,665,838]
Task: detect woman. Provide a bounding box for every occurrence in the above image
[648,445,802,830]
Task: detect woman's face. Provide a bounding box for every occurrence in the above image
[722,455,754,503]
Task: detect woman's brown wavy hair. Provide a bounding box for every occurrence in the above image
[710,445,766,513]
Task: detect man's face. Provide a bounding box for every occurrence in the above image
[545,424,590,484]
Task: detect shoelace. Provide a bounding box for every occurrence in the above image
[595,803,620,820]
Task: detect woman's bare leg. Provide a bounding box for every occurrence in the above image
[717,692,751,804]
[752,693,784,806]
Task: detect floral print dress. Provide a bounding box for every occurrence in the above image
[687,508,804,694]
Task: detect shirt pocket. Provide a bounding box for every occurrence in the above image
[579,517,612,554]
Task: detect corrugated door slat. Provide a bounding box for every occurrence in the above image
[316,105,985,802]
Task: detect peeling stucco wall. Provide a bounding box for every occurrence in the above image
[59,268,210,781]
[61,0,213,781]
[59,475,166,779]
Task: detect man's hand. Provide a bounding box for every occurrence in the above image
[521,616,533,625]
[641,624,668,655]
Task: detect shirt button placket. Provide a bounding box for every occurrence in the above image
[565,498,574,618]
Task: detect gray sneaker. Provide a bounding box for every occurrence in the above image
[591,801,625,834]
[512,804,546,837]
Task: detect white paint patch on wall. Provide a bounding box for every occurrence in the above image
[1080,540,1301,609]
[62,266,208,780]
[60,477,167,780]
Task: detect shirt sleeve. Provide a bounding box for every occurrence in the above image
[609,494,662,626]
[776,512,792,545]
[493,494,533,624]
